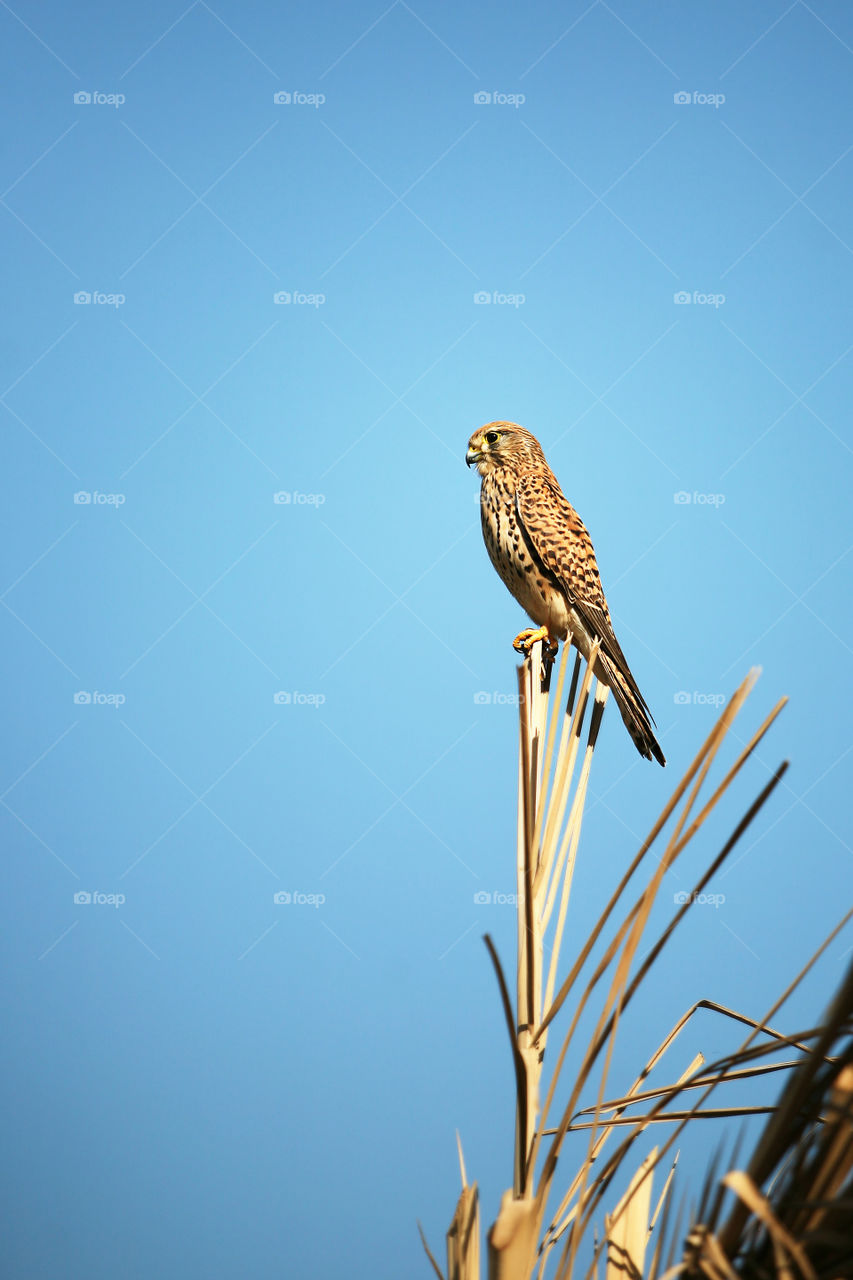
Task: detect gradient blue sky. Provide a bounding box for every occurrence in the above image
[2,2,852,1276]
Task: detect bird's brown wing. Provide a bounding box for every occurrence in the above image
[515,471,654,717]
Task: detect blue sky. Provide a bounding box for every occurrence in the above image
[2,2,852,1276]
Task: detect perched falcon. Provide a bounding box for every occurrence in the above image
[466,421,665,766]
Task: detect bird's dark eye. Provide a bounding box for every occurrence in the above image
[485,431,500,445]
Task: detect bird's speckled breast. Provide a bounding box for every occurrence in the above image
[480,470,572,640]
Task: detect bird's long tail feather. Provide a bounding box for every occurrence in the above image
[598,654,666,766]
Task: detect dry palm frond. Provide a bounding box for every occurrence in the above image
[604,1146,658,1280]
[423,639,849,1280]
[503,646,788,1280]
[447,1180,480,1280]
[698,955,853,1280]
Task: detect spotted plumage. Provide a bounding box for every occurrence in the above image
[466,421,665,765]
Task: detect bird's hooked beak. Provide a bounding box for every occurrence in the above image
[465,440,484,468]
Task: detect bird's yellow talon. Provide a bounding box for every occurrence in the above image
[512,625,552,655]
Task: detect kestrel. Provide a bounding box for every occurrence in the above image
[466,421,665,766]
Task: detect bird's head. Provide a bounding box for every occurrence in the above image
[465,421,547,476]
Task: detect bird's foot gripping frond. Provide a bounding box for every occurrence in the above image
[513,626,559,683]
[512,625,556,657]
